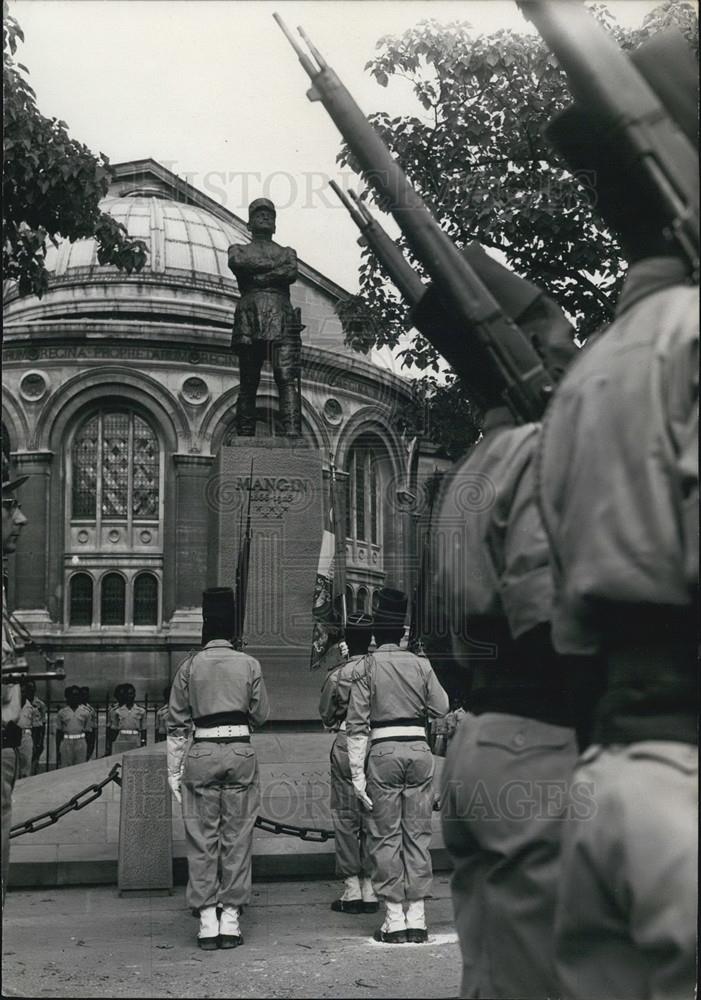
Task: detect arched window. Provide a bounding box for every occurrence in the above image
[356,587,369,614]
[72,410,159,521]
[101,573,126,626]
[133,572,158,626]
[345,443,381,545]
[345,584,354,614]
[69,573,93,626]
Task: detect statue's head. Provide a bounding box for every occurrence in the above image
[247,198,276,238]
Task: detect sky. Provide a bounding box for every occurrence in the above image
[12,0,661,370]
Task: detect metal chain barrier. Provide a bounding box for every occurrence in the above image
[10,763,123,839]
[10,762,335,842]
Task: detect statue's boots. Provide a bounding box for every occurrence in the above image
[331,875,364,913]
[197,905,220,950]
[361,877,379,914]
[405,899,428,943]
[373,901,407,944]
[219,905,244,949]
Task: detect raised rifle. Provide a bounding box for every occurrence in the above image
[274,14,554,423]
[2,607,66,684]
[518,0,699,277]
[233,460,254,650]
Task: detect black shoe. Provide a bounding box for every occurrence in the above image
[405,928,428,944]
[361,901,380,914]
[373,928,407,944]
[331,898,364,914]
[219,934,244,949]
[197,936,219,951]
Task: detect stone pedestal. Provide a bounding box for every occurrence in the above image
[117,752,172,894]
[207,441,324,718]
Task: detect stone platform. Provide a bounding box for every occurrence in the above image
[8,732,449,888]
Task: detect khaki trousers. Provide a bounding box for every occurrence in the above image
[441,712,578,1000]
[365,739,435,903]
[2,747,18,908]
[555,741,698,1000]
[17,731,33,779]
[181,740,260,911]
[60,737,87,768]
[330,734,371,879]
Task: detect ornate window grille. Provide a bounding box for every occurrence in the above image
[133,572,158,626]
[69,573,93,626]
[101,573,126,626]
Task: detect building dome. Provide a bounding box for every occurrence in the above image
[43,192,247,285]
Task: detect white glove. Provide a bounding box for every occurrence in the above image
[339,641,349,659]
[352,774,373,811]
[168,773,182,804]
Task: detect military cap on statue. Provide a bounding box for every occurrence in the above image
[201,587,236,644]
[373,587,408,627]
[247,198,276,222]
[1,450,28,494]
[544,30,698,257]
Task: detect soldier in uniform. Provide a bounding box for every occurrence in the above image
[108,683,146,755]
[319,612,378,914]
[29,679,47,774]
[155,685,170,743]
[432,251,582,999]
[56,686,93,768]
[167,587,270,950]
[16,681,35,779]
[537,34,698,1000]
[79,687,97,759]
[1,456,28,907]
[228,198,302,437]
[346,588,449,943]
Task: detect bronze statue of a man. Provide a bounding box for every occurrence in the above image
[228,199,303,437]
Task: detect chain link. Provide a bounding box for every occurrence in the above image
[9,764,122,839]
[10,763,335,843]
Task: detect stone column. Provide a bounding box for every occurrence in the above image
[11,451,54,627]
[167,454,213,636]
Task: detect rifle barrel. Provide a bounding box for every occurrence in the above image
[278,17,553,422]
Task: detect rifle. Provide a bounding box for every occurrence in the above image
[328,450,347,636]
[274,14,554,423]
[233,460,254,650]
[407,470,442,655]
[518,0,699,277]
[2,607,66,684]
[329,182,425,307]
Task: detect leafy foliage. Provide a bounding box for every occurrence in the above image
[3,2,148,299]
[336,0,697,455]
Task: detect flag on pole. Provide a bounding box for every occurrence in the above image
[309,458,346,671]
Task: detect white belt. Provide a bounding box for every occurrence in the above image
[337,720,346,731]
[64,733,85,740]
[371,725,425,741]
[118,730,139,735]
[194,725,249,738]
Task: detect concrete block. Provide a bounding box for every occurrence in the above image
[117,753,172,893]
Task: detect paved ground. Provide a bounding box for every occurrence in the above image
[2,877,462,998]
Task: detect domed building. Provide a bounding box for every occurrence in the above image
[2,158,434,719]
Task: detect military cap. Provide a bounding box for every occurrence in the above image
[64,685,81,698]
[248,198,276,222]
[202,586,236,644]
[373,587,408,626]
[1,450,28,494]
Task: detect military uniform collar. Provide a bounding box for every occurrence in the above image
[617,257,692,316]
[376,643,401,650]
[203,639,234,649]
[482,406,515,434]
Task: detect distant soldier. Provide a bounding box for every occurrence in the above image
[16,682,34,779]
[538,33,698,1000]
[56,686,93,768]
[1,454,28,906]
[108,683,145,755]
[155,686,170,743]
[228,198,302,437]
[167,587,270,949]
[319,612,378,914]
[79,687,97,759]
[433,251,582,999]
[346,588,449,943]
